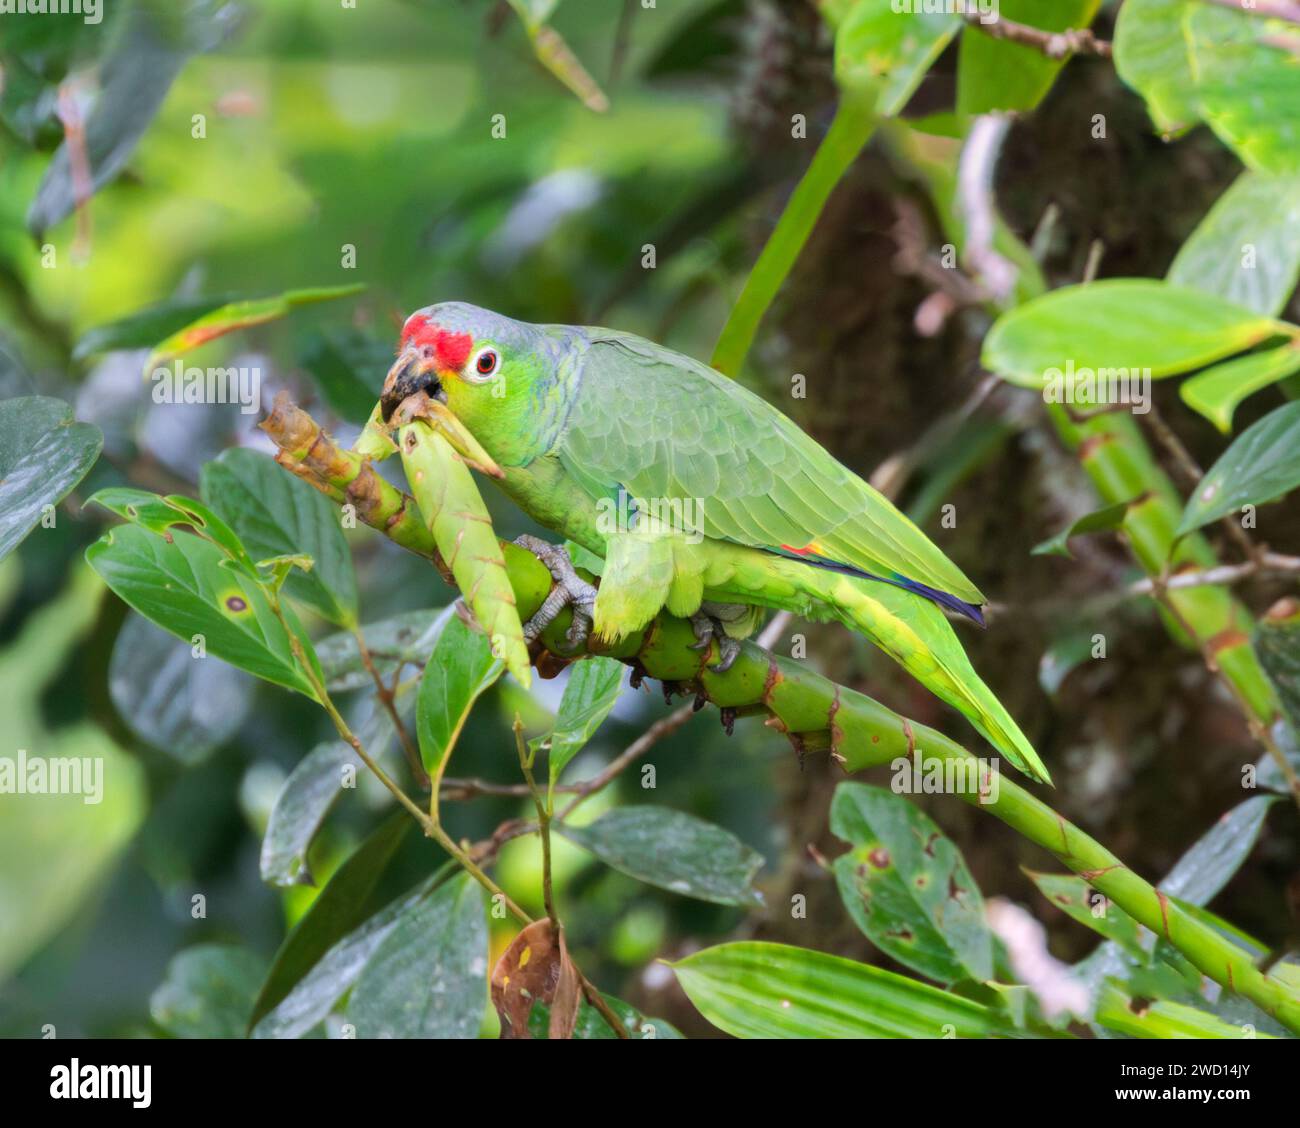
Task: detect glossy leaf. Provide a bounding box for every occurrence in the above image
[0,397,102,562]
[346,874,487,1039]
[86,522,320,699]
[144,284,364,371]
[259,742,360,888]
[1255,603,1300,734]
[1168,172,1300,318]
[982,280,1281,389]
[1160,795,1279,905]
[671,941,1017,1039]
[1177,403,1300,535]
[1179,346,1300,434]
[533,656,625,790]
[416,615,503,780]
[248,813,412,1031]
[957,1,1101,115]
[557,806,764,906]
[1032,500,1134,559]
[830,782,992,984]
[201,448,358,628]
[316,607,449,693]
[108,611,254,765]
[527,993,684,1040]
[150,944,265,1039]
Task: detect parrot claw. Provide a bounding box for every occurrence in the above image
[689,612,742,674]
[516,536,597,651]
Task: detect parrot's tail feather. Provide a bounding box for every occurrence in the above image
[763,546,985,627]
[790,566,1050,784]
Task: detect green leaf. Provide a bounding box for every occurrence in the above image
[85,522,321,699]
[316,607,448,692]
[416,615,502,779]
[299,328,391,424]
[1255,603,1300,734]
[982,280,1282,389]
[1116,0,1300,175]
[1179,346,1300,434]
[108,611,254,766]
[1160,795,1279,905]
[1095,982,1272,1039]
[957,1,1101,115]
[74,294,233,359]
[671,941,1018,1038]
[1177,402,1300,535]
[260,742,359,888]
[527,992,684,1040]
[829,782,992,984]
[1026,871,1145,959]
[1032,499,1135,558]
[143,284,365,371]
[88,487,260,575]
[201,448,358,628]
[1168,172,1300,318]
[532,656,625,790]
[248,813,412,1031]
[556,806,764,906]
[834,4,961,113]
[150,944,266,1039]
[0,397,102,562]
[345,874,487,1039]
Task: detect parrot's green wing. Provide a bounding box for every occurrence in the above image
[557,331,984,606]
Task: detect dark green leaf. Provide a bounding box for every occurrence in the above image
[150,944,265,1039]
[416,616,502,778]
[201,448,358,628]
[982,280,1281,389]
[834,4,960,113]
[1032,499,1135,558]
[248,813,411,1030]
[316,607,449,693]
[1177,403,1300,535]
[1160,795,1279,904]
[108,611,254,766]
[260,742,360,888]
[557,806,764,906]
[830,782,992,984]
[252,868,452,1040]
[671,941,1017,1038]
[526,992,684,1040]
[345,874,487,1039]
[0,396,102,562]
[300,328,393,424]
[532,656,625,790]
[86,522,320,699]
[1254,602,1300,734]
[74,295,233,359]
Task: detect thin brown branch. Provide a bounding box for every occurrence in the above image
[1128,552,1300,595]
[964,13,1112,58]
[354,627,429,790]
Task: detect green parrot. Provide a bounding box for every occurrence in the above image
[380,302,1048,784]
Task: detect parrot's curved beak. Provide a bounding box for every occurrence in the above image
[379,346,504,479]
[381,346,443,422]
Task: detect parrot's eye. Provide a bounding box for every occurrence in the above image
[472,348,499,378]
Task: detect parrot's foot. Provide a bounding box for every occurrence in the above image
[688,611,742,674]
[516,536,597,650]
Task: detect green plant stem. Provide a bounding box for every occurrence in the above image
[514,717,559,932]
[264,404,1300,1033]
[710,92,876,377]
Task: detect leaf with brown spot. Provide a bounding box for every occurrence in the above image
[490,919,580,1039]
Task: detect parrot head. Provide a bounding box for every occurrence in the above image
[382,302,563,467]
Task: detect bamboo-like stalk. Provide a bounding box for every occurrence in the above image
[262,400,1300,1034]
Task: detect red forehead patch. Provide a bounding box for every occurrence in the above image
[400,314,473,372]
